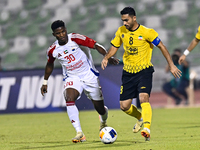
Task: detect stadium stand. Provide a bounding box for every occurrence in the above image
[43,0,63,9]
[9,36,30,55]
[24,0,43,10]
[0,0,200,72]
[4,0,23,11]
[4,25,20,39]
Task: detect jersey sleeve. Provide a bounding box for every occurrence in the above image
[145,28,159,43]
[71,33,96,48]
[47,44,56,63]
[195,26,200,40]
[111,27,122,48]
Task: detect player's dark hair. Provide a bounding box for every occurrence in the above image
[51,20,65,31]
[172,48,182,64]
[174,48,182,53]
[120,7,136,16]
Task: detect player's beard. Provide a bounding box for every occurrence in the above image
[58,36,68,45]
[126,22,134,31]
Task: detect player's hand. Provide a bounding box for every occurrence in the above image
[178,55,186,65]
[108,57,119,65]
[101,58,108,70]
[170,64,182,78]
[41,85,47,96]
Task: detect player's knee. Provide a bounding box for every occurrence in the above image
[120,103,129,111]
[64,95,75,102]
[139,98,149,103]
[139,93,149,103]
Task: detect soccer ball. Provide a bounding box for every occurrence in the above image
[99,127,117,144]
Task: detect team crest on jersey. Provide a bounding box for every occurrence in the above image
[64,50,68,54]
[138,36,143,40]
[72,48,75,51]
[122,34,124,38]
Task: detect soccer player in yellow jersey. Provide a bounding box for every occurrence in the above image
[179,26,200,64]
[101,7,182,141]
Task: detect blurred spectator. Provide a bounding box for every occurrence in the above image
[162,49,190,105]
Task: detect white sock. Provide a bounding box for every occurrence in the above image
[99,106,108,123]
[66,102,82,133]
[143,127,150,133]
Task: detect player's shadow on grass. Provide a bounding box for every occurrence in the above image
[12,140,145,149]
[15,145,67,150]
[172,123,200,129]
[12,141,69,150]
[85,139,144,149]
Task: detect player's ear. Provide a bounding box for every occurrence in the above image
[133,16,136,21]
[52,32,55,37]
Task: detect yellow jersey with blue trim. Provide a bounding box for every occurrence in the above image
[195,26,200,40]
[111,24,159,73]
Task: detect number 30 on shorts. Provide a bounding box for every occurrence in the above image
[120,86,123,94]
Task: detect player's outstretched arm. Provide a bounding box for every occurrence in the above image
[179,38,200,65]
[41,62,54,96]
[178,55,186,65]
[94,43,119,66]
[157,41,182,78]
[101,46,118,70]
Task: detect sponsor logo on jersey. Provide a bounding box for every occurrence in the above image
[138,36,143,40]
[130,33,134,35]
[141,86,146,89]
[126,46,138,55]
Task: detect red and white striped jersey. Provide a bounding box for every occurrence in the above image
[46,33,99,79]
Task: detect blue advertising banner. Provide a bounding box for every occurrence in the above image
[0,65,123,114]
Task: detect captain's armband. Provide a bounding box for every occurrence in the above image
[152,37,161,46]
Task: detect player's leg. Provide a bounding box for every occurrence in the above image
[64,88,86,143]
[120,70,143,133]
[139,93,151,141]
[138,70,154,141]
[120,99,141,119]
[120,99,143,132]
[83,78,108,130]
[63,78,86,143]
[92,100,108,130]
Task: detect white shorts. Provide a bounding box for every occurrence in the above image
[63,75,104,101]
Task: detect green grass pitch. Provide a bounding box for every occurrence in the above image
[1,108,200,150]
